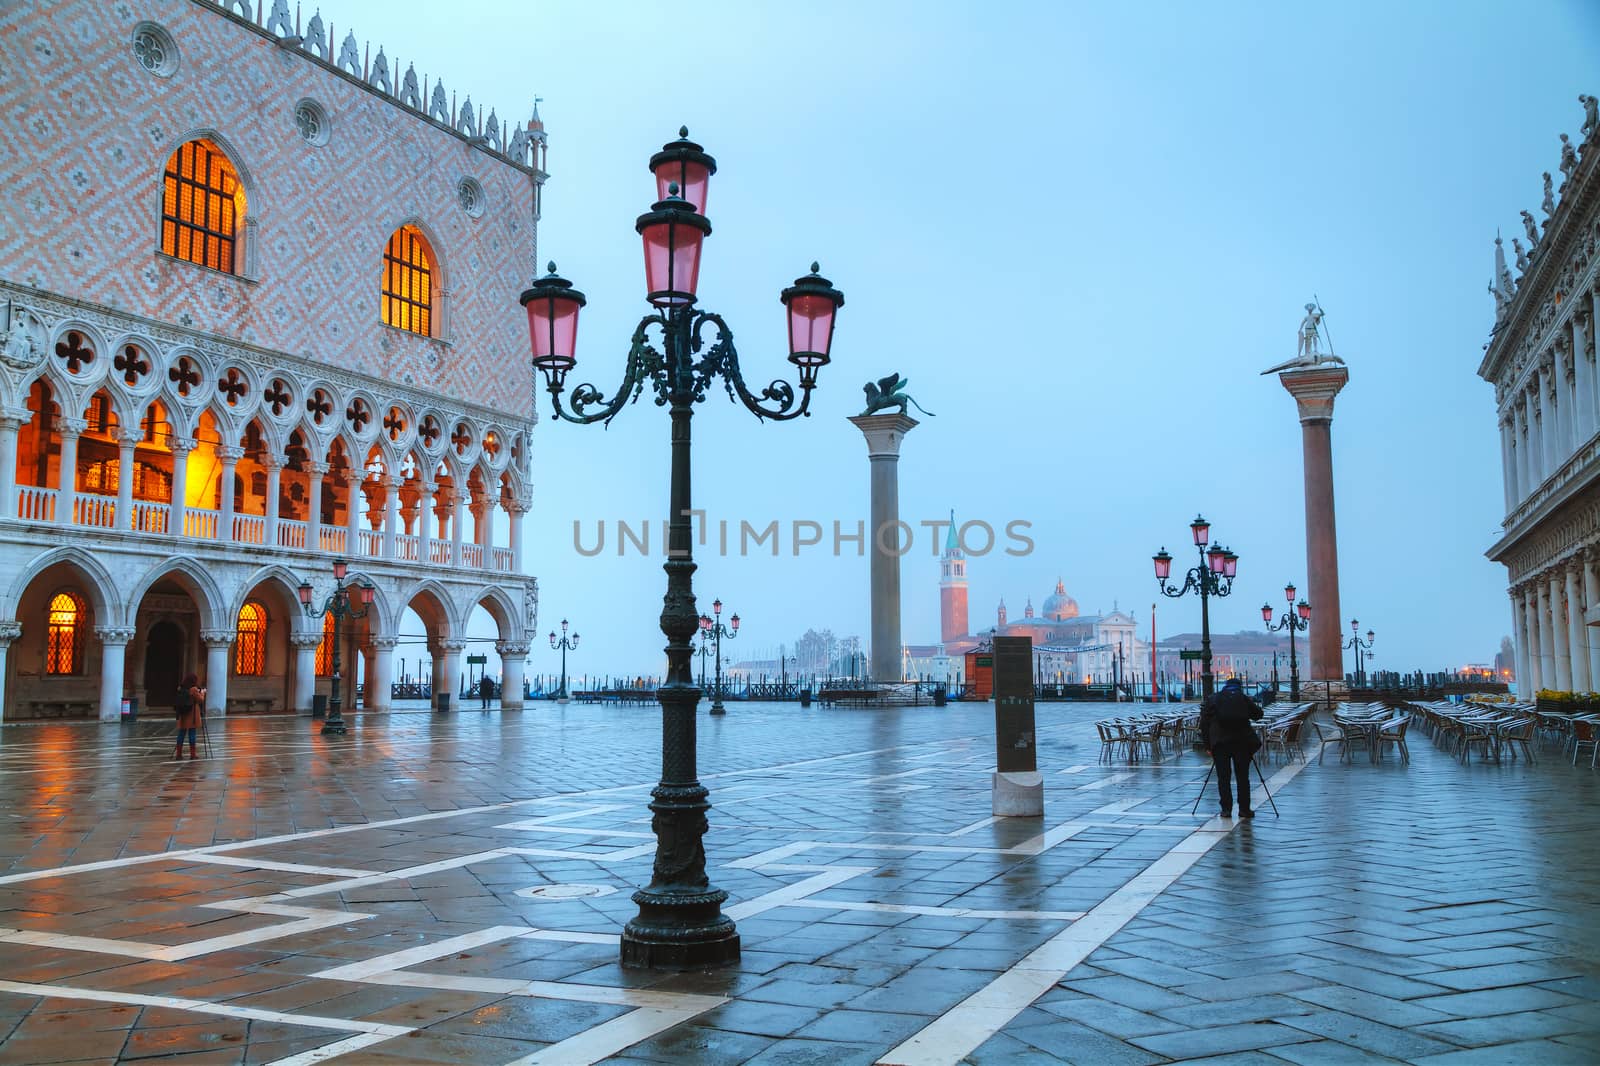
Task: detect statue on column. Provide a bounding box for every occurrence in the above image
[1260,300,1345,375]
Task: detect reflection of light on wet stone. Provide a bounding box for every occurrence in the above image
[514,883,616,901]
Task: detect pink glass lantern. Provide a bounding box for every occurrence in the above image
[648,128,717,215]
[297,581,313,606]
[1222,549,1238,579]
[1285,583,1297,603]
[1261,603,1273,624]
[1297,600,1312,622]
[730,613,740,632]
[780,264,845,388]
[1153,548,1173,581]
[1206,543,1226,574]
[520,263,586,380]
[636,187,711,308]
[332,558,348,582]
[1190,515,1210,546]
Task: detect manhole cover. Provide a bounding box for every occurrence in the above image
[515,883,617,901]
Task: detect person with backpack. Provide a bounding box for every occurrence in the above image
[174,673,205,761]
[1198,676,1263,818]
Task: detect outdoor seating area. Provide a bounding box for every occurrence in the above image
[1094,702,1318,764]
[1321,702,1415,765]
[1407,699,1544,764]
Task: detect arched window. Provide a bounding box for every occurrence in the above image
[46,592,86,675]
[381,225,435,336]
[315,611,334,676]
[235,601,267,675]
[161,139,245,273]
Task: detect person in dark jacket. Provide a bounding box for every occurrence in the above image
[1198,677,1264,818]
[478,674,494,710]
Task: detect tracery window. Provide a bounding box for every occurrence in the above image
[161,139,245,274]
[46,592,86,675]
[235,601,267,675]
[315,611,334,676]
[381,225,434,336]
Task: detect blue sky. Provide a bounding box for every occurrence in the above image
[355,0,1600,679]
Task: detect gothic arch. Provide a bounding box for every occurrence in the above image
[124,556,227,632]
[157,129,262,280]
[232,564,321,641]
[396,578,460,640]
[471,584,524,643]
[3,546,123,624]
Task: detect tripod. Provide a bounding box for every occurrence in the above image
[197,707,214,758]
[1191,752,1279,817]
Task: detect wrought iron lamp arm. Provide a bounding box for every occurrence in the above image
[547,316,668,426]
[692,311,809,422]
[1265,613,1307,634]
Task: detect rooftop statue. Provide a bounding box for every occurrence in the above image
[1260,300,1345,375]
[1514,237,1530,272]
[860,372,934,417]
[1559,133,1578,184]
[1521,209,1541,248]
[1542,172,1555,216]
[1583,94,1599,140]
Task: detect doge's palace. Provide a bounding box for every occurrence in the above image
[1481,94,1600,695]
[0,0,544,720]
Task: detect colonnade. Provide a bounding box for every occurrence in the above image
[1499,285,1599,513]
[1510,550,1600,696]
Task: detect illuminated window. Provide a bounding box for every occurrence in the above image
[235,601,266,675]
[381,225,434,336]
[161,139,245,273]
[46,592,85,675]
[315,611,334,676]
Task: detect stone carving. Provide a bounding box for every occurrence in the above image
[303,9,327,59]
[219,0,252,17]
[507,124,527,165]
[1522,209,1541,249]
[0,621,21,645]
[860,372,934,417]
[336,31,361,77]
[399,64,421,110]
[524,577,539,630]
[1584,94,1599,140]
[1514,237,1530,272]
[1543,172,1555,216]
[429,82,450,124]
[0,303,44,370]
[1261,301,1345,375]
[1559,133,1578,184]
[368,47,391,95]
[457,96,477,137]
[265,0,292,37]
[484,109,501,152]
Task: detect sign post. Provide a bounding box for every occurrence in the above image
[991,635,1043,816]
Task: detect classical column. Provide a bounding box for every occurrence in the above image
[1499,414,1517,513]
[346,469,364,556]
[1552,342,1570,456]
[848,412,920,682]
[1529,381,1546,486]
[509,500,527,571]
[434,638,467,706]
[1277,367,1348,682]
[0,409,27,519]
[1566,562,1589,692]
[290,633,320,715]
[369,636,396,711]
[1536,580,1558,690]
[114,430,138,531]
[1512,587,1532,695]
[1538,360,1559,477]
[451,489,465,567]
[481,497,497,556]
[202,631,232,715]
[170,435,194,536]
[95,626,134,722]
[1523,587,1544,692]
[1571,317,1594,444]
[497,640,529,710]
[382,475,402,559]
[306,461,327,552]
[418,481,436,565]
[56,416,86,525]
[0,621,19,722]
[1585,554,1600,694]
[216,444,243,541]
[264,454,283,547]
[1517,400,1534,497]
[1552,573,1573,691]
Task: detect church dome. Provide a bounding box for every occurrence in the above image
[1041,578,1078,621]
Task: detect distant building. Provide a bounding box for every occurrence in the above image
[1155,631,1292,690]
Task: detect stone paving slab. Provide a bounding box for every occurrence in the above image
[0,702,1596,1062]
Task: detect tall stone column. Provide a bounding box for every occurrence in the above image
[508,500,527,571]
[369,636,395,711]
[382,475,402,559]
[451,489,466,567]
[1585,555,1600,692]
[115,431,138,531]
[1551,573,1572,691]
[56,416,86,525]
[497,640,530,710]
[1277,368,1347,681]
[848,413,919,683]
[264,455,283,547]
[0,409,27,519]
[1498,415,1517,514]
[217,445,242,542]
[306,461,327,552]
[1512,587,1532,694]
[435,638,467,704]
[170,435,194,536]
[0,622,19,721]
[1517,402,1533,499]
[95,626,133,722]
[1523,587,1544,692]
[1570,320,1593,444]
[346,469,365,556]
[418,480,437,565]
[1536,580,1557,689]
[290,633,320,715]
[1566,563,1589,692]
[202,631,232,715]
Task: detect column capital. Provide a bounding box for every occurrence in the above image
[288,632,325,649]
[433,638,469,653]
[306,461,330,477]
[420,480,438,496]
[495,641,532,657]
[508,499,530,516]
[200,629,235,647]
[371,636,399,651]
[95,625,136,645]
[262,452,286,471]
[384,475,405,491]
[116,429,142,448]
[847,413,919,459]
[57,416,88,437]
[170,435,198,453]
[216,445,245,463]
[1276,366,1350,425]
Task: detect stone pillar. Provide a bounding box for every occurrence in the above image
[369,636,395,711]
[1567,563,1589,693]
[1585,555,1600,694]
[1512,587,1532,695]
[848,413,919,683]
[418,481,436,565]
[115,431,138,531]
[56,416,85,525]
[216,445,242,541]
[509,501,527,572]
[1538,361,1558,478]
[95,626,133,722]
[1523,587,1544,692]
[346,469,364,556]
[290,633,320,715]
[497,640,529,710]
[451,489,465,567]
[1571,317,1594,444]
[1552,343,1570,455]
[382,475,402,559]
[481,497,497,556]
[1499,414,1516,514]
[1277,367,1347,681]
[0,409,27,519]
[306,462,327,552]
[170,435,194,537]
[264,454,283,547]
[1552,572,1573,691]
[1536,580,1557,690]
[0,621,18,721]
[202,631,232,715]
[435,638,467,704]
[1517,401,1533,499]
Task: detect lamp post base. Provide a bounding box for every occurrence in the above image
[321,717,347,736]
[708,701,726,716]
[621,888,740,970]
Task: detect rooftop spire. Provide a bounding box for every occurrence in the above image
[944,509,960,555]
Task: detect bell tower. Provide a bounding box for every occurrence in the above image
[939,510,968,645]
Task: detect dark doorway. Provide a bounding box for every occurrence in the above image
[143,622,184,711]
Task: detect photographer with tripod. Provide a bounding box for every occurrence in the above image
[1199,677,1264,818]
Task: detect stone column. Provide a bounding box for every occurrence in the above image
[346,469,364,556]
[216,445,243,541]
[202,631,232,715]
[1571,318,1594,444]
[848,413,919,683]
[95,626,134,722]
[451,489,466,567]
[306,462,327,552]
[1499,414,1517,514]
[1538,361,1558,478]
[1523,587,1544,692]
[481,497,497,556]
[115,431,138,531]
[1567,562,1589,692]
[497,640,530,710]
[369,636,396,711]
[382,475,402,559]
[1585,554,1600,693]
[1552,572,1573,691]
[56,416,85,525]
[1517,401,1533,498]
[170,435,194,536]
[290,633,320,715]
[0,409,27,519]
[1536,580,1558,690]
[418,481,436,565]
[1512,587,1532,695]
[509,501,527,572]
[1277,367,1347,681]
[264,454,283,547]
[435,638,467,705]
[0,621,18,721]
[1552,342,1570,455]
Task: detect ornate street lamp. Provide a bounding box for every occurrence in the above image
[297,558,374,736]
[522,129,841,971]
[1345,619,1375,687]
[1262,582,1311,701]
[1153,515,1238,700]
[549,618,580,701]
[699,600,739,715]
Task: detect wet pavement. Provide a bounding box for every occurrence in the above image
[0,701,1595,1064]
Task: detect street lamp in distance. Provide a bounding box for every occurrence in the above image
[549,619,579,702]
[1345,619,1375,687]
[699,599,739,715]
[1153,515,1238,700]
[297,558,375,735]
[1262,582,1311,701]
